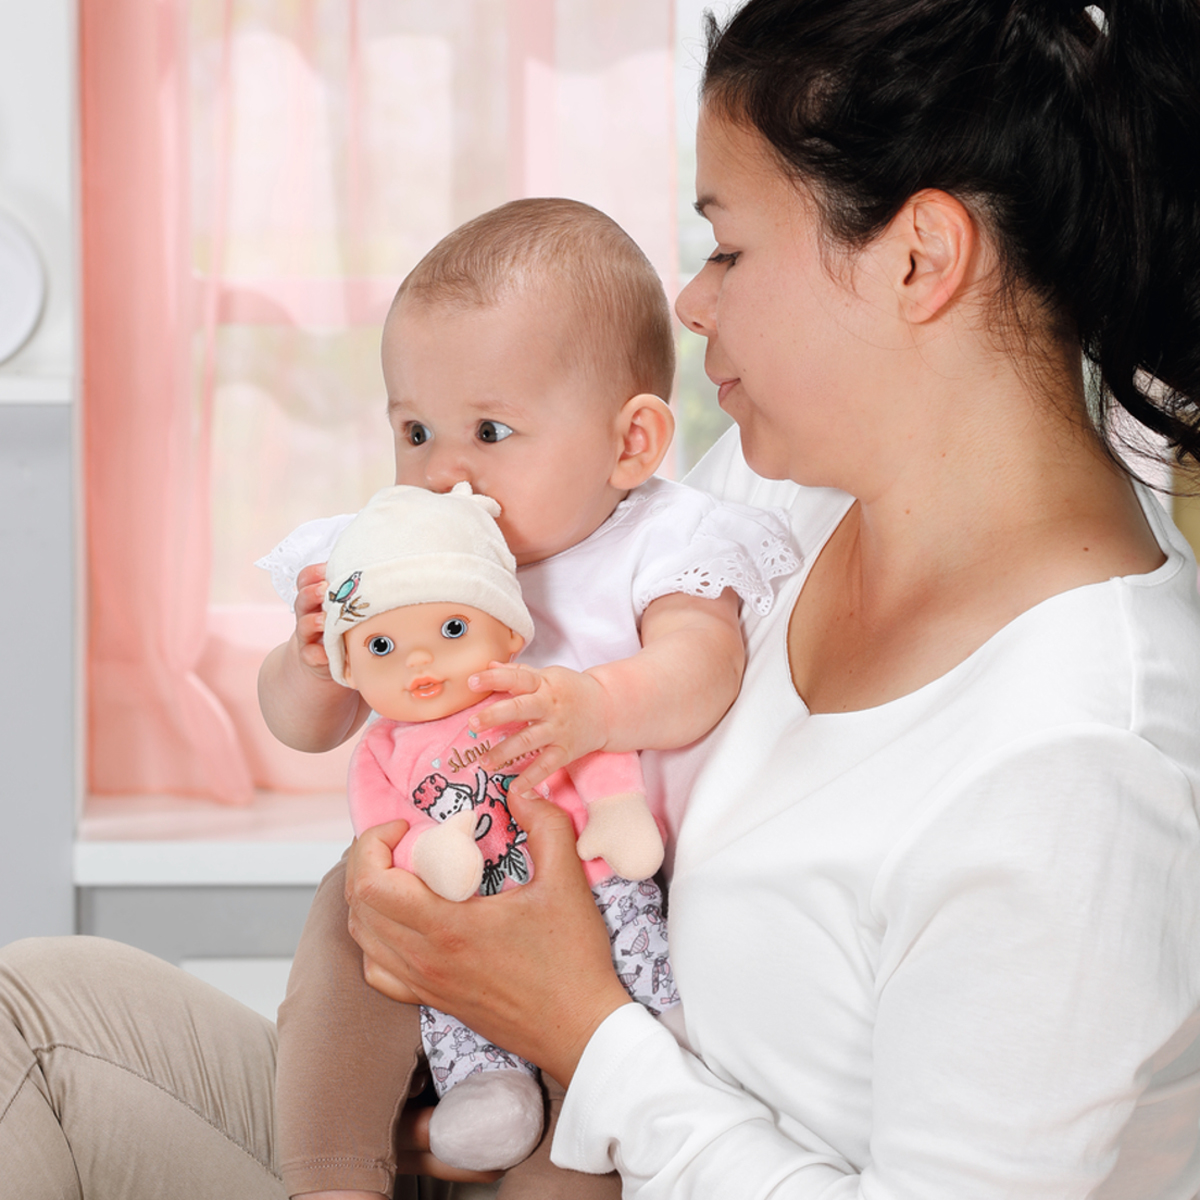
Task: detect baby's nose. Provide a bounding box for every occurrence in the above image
[423,447,472,494]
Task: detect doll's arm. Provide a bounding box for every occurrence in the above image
[258,561,372,752]
[350,730,483,903]
[568,752,664,882]
[472,588,744,796]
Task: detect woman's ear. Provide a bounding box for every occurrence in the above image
[889,189,976,325]
[609,393,675,490]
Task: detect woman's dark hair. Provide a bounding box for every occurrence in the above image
[703,0,1200,466]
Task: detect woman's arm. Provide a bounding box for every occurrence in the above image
[468,588,744,795]
[345,733,1200,1198]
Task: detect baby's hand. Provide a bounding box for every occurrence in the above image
[293,562,332,678]
[469,663,610,797]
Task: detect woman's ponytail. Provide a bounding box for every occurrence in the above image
[1081,0,1200,462]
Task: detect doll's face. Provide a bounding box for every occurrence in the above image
[342,602,523,723]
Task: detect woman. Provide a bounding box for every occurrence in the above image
[3,1,1199,1195]
[343,0,1200,1195]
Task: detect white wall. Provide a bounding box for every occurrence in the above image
[0,0,78,943]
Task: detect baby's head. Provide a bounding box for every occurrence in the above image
[383,198,677,566]
[323,483,532,723]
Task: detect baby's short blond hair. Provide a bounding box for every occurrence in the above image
[394,198,676,403]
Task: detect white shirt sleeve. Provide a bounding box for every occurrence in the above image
[555,728,1200,1198]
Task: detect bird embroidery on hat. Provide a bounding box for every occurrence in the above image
[328,571,369,623]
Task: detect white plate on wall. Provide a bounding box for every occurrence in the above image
[0,210,45,364]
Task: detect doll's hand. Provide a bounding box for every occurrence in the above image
[468,663,611,797]
[293,561,332,678]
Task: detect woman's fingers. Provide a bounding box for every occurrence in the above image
[343,820,409,903]
[360,952,420,1005]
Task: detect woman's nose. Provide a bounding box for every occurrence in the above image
[675,268,716,336]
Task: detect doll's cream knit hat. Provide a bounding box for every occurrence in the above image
[322,482,533,686]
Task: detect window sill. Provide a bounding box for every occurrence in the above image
[75,791,352,886]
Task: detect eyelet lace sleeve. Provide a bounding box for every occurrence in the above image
[254,513,355,610]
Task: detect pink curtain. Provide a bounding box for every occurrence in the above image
[84,0,676,806]
[83,0,256,804]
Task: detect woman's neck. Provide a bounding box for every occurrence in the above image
[787,350,1166,714]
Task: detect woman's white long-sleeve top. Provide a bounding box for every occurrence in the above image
[553,430,1200,1199]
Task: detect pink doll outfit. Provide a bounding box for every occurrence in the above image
[349,698,676,1096]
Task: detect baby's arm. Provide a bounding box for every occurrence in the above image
[472,588,744,796]
[258,562,372,752]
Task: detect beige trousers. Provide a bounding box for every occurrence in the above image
[0,934,498,1200]
[0,890,621,1197]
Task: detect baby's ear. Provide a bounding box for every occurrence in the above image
[609,394,674,489]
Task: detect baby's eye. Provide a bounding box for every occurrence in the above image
[476,420,513,444]
[368,635,395,657]
[405,422,432,446]
[441,617,468,640]
[705,249,741,267]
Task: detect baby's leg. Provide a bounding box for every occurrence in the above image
[593,873,677,1014]
[421,1006,543,1172]
[276,854,426,1197]
[422,1011,620,1195]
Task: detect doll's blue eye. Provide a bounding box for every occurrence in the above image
[368,636,395,656]
[476,420,513,444]
[406,422,432,446]
[441,618,468,639]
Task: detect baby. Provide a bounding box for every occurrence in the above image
[257,197,797,1198]
[317,480,678,1175]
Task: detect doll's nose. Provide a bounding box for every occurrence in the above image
[406,647,433,668]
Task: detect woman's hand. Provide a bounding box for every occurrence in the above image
[344,797,633,1088]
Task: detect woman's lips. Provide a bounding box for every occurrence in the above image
[716,378,738,406]
[409,677,444,699]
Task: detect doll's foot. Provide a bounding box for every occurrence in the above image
[428,1071,544,1171]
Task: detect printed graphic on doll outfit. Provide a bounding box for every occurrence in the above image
[412,766,530,896]
[327,570,369,623]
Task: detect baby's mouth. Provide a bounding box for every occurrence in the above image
[409,677,444,700]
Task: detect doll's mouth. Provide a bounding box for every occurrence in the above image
[409,677,444,699]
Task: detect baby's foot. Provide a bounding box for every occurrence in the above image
[428,1071,544,1171]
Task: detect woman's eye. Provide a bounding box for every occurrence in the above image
[476,420,513,444]
[406,422,432,446]
[368,635,395,657]
[705,249,741,267]
[441,617,468,639]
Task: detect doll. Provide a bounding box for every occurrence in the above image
[322,482,676,1171]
